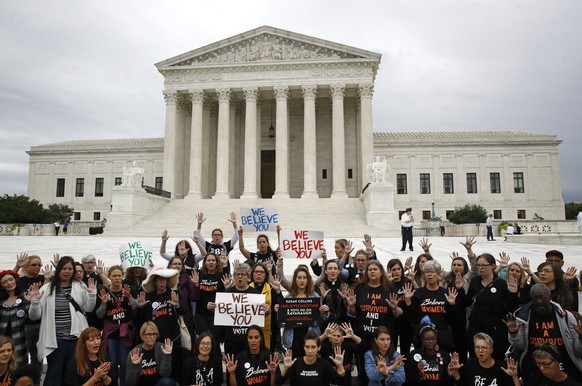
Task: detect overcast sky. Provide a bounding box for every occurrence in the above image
[1,0,580,201]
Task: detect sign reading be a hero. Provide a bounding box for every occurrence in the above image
[214,292,266,327]
[280,230,324,259]
[240,207,278,232]
[119,241,152,270]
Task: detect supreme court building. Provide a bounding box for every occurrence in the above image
[26,26,566,233]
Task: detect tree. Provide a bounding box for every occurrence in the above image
[0,194,48,223]
[565,202,582,220]
[45,203,75,223]
[447,204,488,225]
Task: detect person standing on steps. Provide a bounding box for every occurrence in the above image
[486,214,495,241]
[400,208,414,252]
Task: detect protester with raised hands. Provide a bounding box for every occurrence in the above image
[159,230,203,274]
[137,267,185,383]
[125,321,174,386]
[388,258,414,357]
[0,270,29,366]
[281,330,339,386]
[364,326,406,386]
[406,323,452,386]
[319,322,361,386]
[238,225,279,276]
[224,325,280,386]
[65,326,115,386]
[196,212,239,273]
[536,261,576,311]
[183,331,223,386]
[315,259,348,332]
[27,256,97,386]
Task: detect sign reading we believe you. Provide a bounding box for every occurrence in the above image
[119,241,152,270]
[214,292,266,327]
[280,229,324,259]
[240,207,278,232]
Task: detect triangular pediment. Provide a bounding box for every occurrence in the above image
[156,25,381,69]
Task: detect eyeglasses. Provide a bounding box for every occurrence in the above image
[212,233,222,237]
[235,273,248,277]
[143,333,159,338]
[199,341,212,346]
[535,360,554,368]
[474,346,491,351]
[477,264,492,268]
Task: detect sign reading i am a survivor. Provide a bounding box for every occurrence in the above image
[277,298,321,328]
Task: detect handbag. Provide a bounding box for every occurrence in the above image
[178,315,192,351]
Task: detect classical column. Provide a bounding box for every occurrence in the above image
[213,88,231,198]
[358,83,374,190]
[162,90,178,196]
[330,83,348,198]
[273,86,289,198]
[188,89,204,198]
[301,85,318,198]
[242,87,259,198]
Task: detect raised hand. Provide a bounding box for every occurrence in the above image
[447,352,463,376]
[445,287,458,305]
[449,251,460,260]
[406,268,417,282]
[387,292,399,310]
[403,282,415,300]
[460,237,476,251]
[419,238,432,252]
[15,252,29,269]
[345,240,354,256]
[220,251,228,269]
[222,273,232,289]
[271,274,282,292]
[99,289,109,304]
[161,338,173,355]
[507,275,518,293]
[267,354,280,373]
[52,253,61,268]
[501,357,518,378]
[122,284,133,300]
[283,349,296,368]
[319,283,331,299]
[190,271,199,286]
[325,323,338,337]
[94,361,111,379]
[375,354,387,372]
[497,252,510,268]
[96,259,106,275]
[86,278,96,293]
[502,313,522,334]
[345,287,356,307]
[265,258,274,273]
[363,234,375,254]
[170,291,180,307]
[341,322,354,339]
[224,353,237,373]
[196,212,206,226]
[404,256,413,271]
[137,292,149,308]
[25,283,42,301]
[520,257,532,274]
[130,347,142,364]
[161,229,170,241]
[228,211,237,226]
[42,264,54,280]
[330,346,345,367]
[564,267,578,281]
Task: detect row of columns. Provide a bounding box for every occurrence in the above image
[162,83,375,199]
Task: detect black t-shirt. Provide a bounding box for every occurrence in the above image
[182,355,223,386]
[466,277,517,328]
[285,357,332,386]
[320,340,357,386]
[527,370,582,386]
[459,358,514,386]
[406,349,452,386]
[139,347,160,386]
[234,349,279,386]
[353,284,397,348]
[197,272,225,316]
[66,359,116,386]
[249,250,278,276]
[140,290,181,341]
[18,275,44,325]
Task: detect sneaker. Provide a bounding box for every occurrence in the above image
[409,248,414,251]
[400,249,405,251]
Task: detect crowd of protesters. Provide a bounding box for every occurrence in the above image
[1,211,581,386]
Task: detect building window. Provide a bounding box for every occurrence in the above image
[493,210,502,219]
[443,173,454,194]
[513,172,524,193]
[56,178,65,197]
[347,169,353,179]
[490,173,501,193]
[517,210,526,219]
[95,178,104,197]
[155,177,163,190]
[73,212,81,221]
[94,212,101,221]
[322,169,327,179]
[114,177,122,186]
[422,210,431,220]
[397,174,407,194]
[446,210,454,219]
[466,173,478,194]
[420,173,431,194]
[75,178,84,197]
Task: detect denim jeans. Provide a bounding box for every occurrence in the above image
[44,338,77,386]
[107,337,129,386]
[155,377,176,386]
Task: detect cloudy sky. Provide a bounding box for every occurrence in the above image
[1,0,580,201]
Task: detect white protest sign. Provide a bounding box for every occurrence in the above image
[119,241,152,270]
[280,229,325,259]
[240,207,278,232]
[214,292,266,327]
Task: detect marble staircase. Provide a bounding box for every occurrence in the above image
[104,196,399,238]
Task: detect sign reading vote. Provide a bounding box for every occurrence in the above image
[119,241,152,270]
[278,298,321,328]
[214,292,266,327]
[240,207,278,232]
[280,229,324,259]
